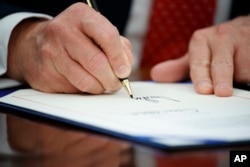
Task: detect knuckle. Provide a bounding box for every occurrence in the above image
[76,75,104,94]
[87,51,107,71]
[101,26,119,42]
[190,29,207,42]
[212,59,233,69]
[46,20,64,36]
[191,58,210,69]
[122,37,132,50]
[215,23,235,37]
[39,44,61,71]
[76,74,92,91]
[56,59,72,75]
[40,44,53,60]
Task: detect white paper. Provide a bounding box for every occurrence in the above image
[1,82,250,147]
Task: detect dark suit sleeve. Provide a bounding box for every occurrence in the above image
[0,0,75,18]
[0,0,132,35]
[0,1,26,18]
[95,0,132,35]
[230,0,250,19]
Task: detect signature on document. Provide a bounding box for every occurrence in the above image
[134,96,180,103]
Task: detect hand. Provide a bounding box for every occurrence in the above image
[151,16,250,97]
[7,2,133,94]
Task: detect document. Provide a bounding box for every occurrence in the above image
[0,82,250,149]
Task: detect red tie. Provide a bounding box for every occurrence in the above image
[140,0,216,80]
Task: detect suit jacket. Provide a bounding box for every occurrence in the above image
[0,0,249,34]
[0,0,132,35]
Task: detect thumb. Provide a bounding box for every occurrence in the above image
[150,54,190,82]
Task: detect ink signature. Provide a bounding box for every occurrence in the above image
[134,96,180,103]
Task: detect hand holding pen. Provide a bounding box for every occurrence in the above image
[7,2,133,95]
[86,0,134,98]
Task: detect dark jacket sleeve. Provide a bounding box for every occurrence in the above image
[0,0,132,35]
[229,1,250,19]
[0,1,26,18]
[0,0,80,18]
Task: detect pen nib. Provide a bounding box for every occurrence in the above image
[120,78,133,98]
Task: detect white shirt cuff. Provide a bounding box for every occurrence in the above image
[0,12,52,76]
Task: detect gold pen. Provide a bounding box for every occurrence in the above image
[86,0,98,10]
[86,0,134,98]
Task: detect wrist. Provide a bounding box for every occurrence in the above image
[6,18,49,82]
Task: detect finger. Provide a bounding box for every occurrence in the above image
[189,29,213,94]
[80,11,131,78]
[210,25,234,96]
[60,28,121,92]
[32,73,80,94]
[234,35,250,83]
[234,45,250,83]
[120,36,133,65]
[150,54,189,82]
[54,49,105,94]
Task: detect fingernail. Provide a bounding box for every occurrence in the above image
[215,83,233,96]
[216,83,231,89]
[116,65,131,78]
[199,81,212,88]
[198,81,213,93]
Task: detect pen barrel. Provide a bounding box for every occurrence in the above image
[86,0,99,10]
